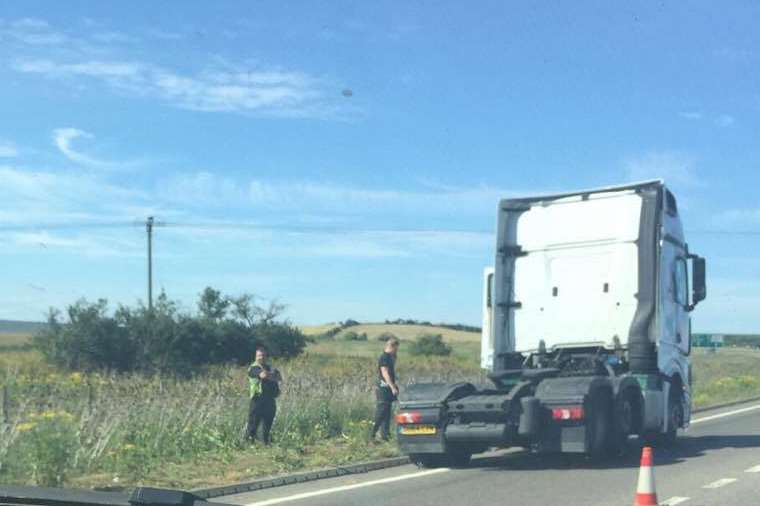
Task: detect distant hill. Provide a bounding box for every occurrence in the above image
[0,319,47,334]
[300,322,481,343]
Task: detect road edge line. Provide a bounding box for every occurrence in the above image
[196,396,760,500]
[243,468,449,506]
[692,395,760,414]
[191,456,410,499]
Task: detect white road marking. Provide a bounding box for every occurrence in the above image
[702,478,737,489]
[240,401,760,505]
[691,403,760,425]
[661,497,690,506]
[244,468,450,506]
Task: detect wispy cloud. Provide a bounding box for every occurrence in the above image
[715,114,736,128]
[678,111,702,120]
[677,111,737,128]
[51,127,119,169]
[0,18,69,46]
[4,17,354,118]
[14,57,347,118]
[709,208,760,230]
[160,171,514,221]
[0,163,150,226]
[624,151,703,188]
[0,140,18,158]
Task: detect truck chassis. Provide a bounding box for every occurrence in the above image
[396,345,679,467]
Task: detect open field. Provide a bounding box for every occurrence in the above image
[2,335,760,490]
[301,322,481,343]
[0,332,32,349]
[0,338,484,489]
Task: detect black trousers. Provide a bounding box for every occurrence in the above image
[247,396,276,444]
[372,387,395,440]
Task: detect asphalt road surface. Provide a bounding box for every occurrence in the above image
[221,402,760,506]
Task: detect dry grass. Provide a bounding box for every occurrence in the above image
[691,347,760,408]
[3,337,760,490]
[299,324,339,336]
[301,323,480,343]
[0,333,33,348]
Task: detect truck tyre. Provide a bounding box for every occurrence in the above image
[612,390,638,455]
[587,392,613,459]
[410,454,448,469]
[446,445,473,468]
[661,382,683,446]
[643,381,683,447]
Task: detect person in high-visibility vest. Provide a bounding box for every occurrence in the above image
[247,347,281,444]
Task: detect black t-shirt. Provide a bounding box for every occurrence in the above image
[377,352,396,385]
[249,363,279,399]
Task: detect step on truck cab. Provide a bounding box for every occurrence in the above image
[396,180,706,467]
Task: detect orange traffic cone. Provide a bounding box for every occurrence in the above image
[633,446,658,506]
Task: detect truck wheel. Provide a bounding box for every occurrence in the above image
[446,446,473,468]
[410,454,447,469]
[612,391,637,455]
[661,384,683,446]
[588,393,613,459]
[643,384,682,447]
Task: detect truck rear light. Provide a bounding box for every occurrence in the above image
[395,412,423,424]
[551,407,584,421]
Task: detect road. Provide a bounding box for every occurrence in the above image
[220,402,760,506]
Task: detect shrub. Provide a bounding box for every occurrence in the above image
[341,331,368,342]
[377,332,396,342]
[32,288,306,373]
[408,334,452,357]
[16,410,78,486]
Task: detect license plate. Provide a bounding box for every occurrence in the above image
[400,425,437,435]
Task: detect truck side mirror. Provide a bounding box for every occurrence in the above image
[690,256,706,310]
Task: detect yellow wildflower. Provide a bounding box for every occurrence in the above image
[17,422,36,433]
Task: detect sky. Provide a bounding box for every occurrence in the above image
[1,1,759,332]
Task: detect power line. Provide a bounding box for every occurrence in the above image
[688,230,760,236]
[5,219,760,237]
[0,221,137,231]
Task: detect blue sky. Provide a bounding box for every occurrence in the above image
[1,1,759,332]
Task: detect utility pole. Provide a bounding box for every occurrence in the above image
[146,216,154,312]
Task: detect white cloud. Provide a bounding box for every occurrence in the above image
[52,127,115,169]
[14,57,345,118]
[0,140,18,158]
[50,127,153,170]
[0,164,148,225]
[715,114,736,128]
[160,171,516,221]
[0,18,69,46]
[5,17,352,119]
[678,111,702,120]
[709,208,760,230]
[624,151,702,188]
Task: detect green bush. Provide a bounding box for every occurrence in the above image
[15,410,78,486]
[341,331,368,341]
[408,334,452,356]
[377,332,396,342]
[32,288,306,373]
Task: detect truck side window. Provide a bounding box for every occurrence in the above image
[487,272,494,308]
[666,190,678,216]
[675,258,689,306]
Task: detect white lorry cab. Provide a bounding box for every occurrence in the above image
[398,181,706,467]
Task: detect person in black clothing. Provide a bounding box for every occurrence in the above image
[371,337,400,441]
[247,347,281,444]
